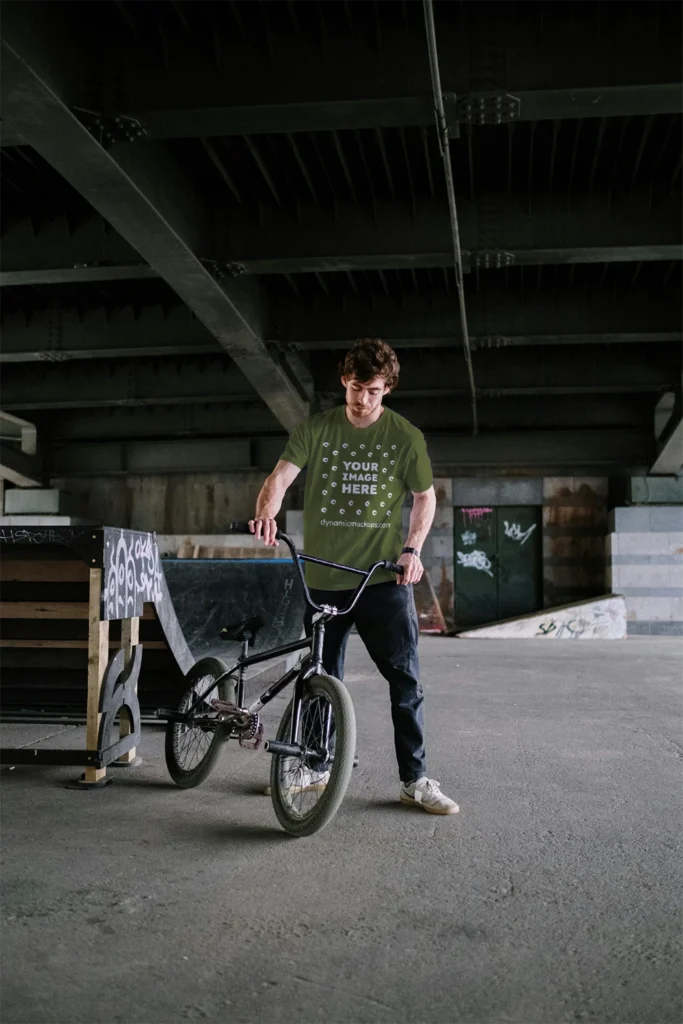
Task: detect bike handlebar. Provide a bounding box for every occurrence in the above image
[228,521,404,617]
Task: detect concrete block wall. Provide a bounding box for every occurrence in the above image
[607,506,683,635]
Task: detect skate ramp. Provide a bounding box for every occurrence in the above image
[160,558,305,663]
[0,527,306,716]
[457,594,627,639]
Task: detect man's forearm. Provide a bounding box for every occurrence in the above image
[255,474,286,520]
[405,491,436,552]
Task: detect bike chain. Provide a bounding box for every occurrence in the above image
[209,699,263,751]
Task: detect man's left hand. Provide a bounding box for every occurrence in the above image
[397,551,423,586]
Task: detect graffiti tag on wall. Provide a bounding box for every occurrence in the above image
[503,521,537,546]
[536,607,614,639]
[461,508,493,526]
[461,531,477,546]
[457,550,494,578]
[536,619,585,638]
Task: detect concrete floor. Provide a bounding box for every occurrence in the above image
[1,637,681,1024]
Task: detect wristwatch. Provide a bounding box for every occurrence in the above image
[402,546,420,557]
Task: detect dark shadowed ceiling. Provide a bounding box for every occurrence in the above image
[1,0,681,479]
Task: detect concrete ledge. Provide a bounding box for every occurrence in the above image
[3,489,80,516]
[457,594,626,639]
[0,515,92,526]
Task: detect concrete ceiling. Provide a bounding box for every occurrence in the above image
[0,0,681,477]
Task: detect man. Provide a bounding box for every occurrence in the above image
[250,338,458,815]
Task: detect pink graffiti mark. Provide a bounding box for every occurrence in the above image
[462,507,493,526]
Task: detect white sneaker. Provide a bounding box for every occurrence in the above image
[400,777,459,815]
[263,769,330,797]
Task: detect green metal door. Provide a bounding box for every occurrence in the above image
[454,506,542,629]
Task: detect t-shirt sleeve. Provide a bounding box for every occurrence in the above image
[403,430,433,492]
[279,418,310,469]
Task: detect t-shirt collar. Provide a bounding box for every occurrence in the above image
[340,404,387,433]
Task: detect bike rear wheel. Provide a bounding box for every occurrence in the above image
[165,656,232,788]
[269,673,356,838]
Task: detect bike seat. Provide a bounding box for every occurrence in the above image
[218,614,265,646]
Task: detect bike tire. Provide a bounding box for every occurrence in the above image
[270,673,356,838]
[165,656,231,789]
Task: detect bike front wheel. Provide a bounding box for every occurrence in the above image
[165,656,232,788]
[269,673,356,838]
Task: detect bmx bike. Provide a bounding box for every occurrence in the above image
[157,522,404,837]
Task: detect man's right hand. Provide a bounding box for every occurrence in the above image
[249,517,279,547]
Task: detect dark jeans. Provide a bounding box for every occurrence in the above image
[304,582,426,784]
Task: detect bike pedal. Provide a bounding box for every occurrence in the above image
[210,698,240,713]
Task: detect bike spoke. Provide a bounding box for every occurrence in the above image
[276,692,335,820]
[172,678,218,772]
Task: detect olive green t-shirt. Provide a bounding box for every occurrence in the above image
[281,405,433,590]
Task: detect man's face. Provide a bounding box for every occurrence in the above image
[341,374,390,419]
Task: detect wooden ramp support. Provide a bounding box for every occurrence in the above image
[0,526,193,786]
[85,568,110,786]
[116,615,140,767]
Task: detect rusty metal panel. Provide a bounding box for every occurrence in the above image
[542,477,608,607]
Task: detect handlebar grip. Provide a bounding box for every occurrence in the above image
[228,521,254,535]
[229,520,281,539]
[384,561,405,576]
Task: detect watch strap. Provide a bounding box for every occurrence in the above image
[402,546,420,557]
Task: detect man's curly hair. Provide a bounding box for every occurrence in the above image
[338,338,400,391]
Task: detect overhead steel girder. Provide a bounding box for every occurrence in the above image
[0,215,157,286]
[87,6,682,137]
[129,96,458,139]
[0,98,454,144]
[275,291,682,346]
[71,85,683,141]
[0,96,451,144]
[2,309,680,364]
[313,333,683,351]
[3,345,679,411]
[0,13,306,431]
[214,193,681,274]
[49,430,654,478]
[0,84,675,146]
[309,345,680,397]
[0,307,218,362]
[0,266,158,286]
[3,195,680,284]
[46,394,654,443]
[214,196,681,273]
[0,356,262,411]
[227,246,680,277]
[458,84,683,124]
[2,5,679,146]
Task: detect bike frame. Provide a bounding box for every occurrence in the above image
[172,531,402,750]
